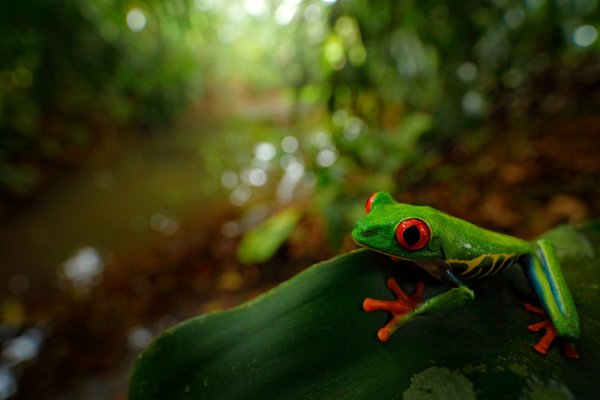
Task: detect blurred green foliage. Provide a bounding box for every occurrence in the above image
[0,0,202,196]
[2,0,599,212]
[326,0,600,134]
[237,206,302,264]
[230,0,600,250]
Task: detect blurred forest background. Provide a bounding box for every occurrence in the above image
[1,0,599,398]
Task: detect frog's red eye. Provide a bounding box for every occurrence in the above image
[365,192,378,213]
[395,218,430,250]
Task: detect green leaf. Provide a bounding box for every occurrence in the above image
[130,224,600,399]
[236,207,302,264]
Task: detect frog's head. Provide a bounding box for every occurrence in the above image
[352,192,444,261]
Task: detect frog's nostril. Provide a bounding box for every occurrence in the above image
[364,229,371,236]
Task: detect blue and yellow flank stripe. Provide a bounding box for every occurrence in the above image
[448,253,520,279]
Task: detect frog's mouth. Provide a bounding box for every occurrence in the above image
[351,223,400,259]
[351,223,370,247]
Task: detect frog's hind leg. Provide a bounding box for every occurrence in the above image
[524,303,579,358]
[522,239,580,357]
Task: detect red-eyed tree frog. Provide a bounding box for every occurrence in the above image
[352,192,580,358]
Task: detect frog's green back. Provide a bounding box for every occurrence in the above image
[433,210,532,260]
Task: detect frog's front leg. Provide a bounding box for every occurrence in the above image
[363,269,474,342]
[363,278,424,342]
[521,239,580,358]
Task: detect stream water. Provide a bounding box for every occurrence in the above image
[0,125,219,301]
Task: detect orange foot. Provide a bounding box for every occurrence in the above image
[524,303,579,359]
[363,278,424,342]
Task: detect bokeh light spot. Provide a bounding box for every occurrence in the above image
[62,247,104,288]
[457,62,478,82]
[221,220,241,237]
[573,25,598,47]
[286,160,304,179]
[248,168,267,186]
[343,117,364,140]
[349,44,367,65]
[128,327,153,349]
[335,16,358,42]
[274,2,297,26]
[281,136,299,153]
[311,130,332,148]
[245,0,268,17]
[126,8,147,32]
[194,0,216,11]
[0,367,16,399]
[462,91,486,115]
[254,142,277,161]
[304,4,322,23]
[2,329,43,365]
[221,171,239,189]
[150,213,179,236]
[504,7,525,30]
[230,187,251,206]
[94,170,115,191]
[324,37,346,70]
[316,148,337,167]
